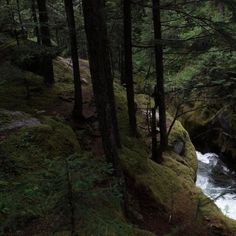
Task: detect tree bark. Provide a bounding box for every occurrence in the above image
[6,0,19,45]
[37,0,54,84]
[151,108,158,161]
[64,0,83,119]
[65,160,75,236]
[123,0,137,136]
[31,0,40,44]
[152,0,168,160]
[16,0,24,33]
[82,0,121,172]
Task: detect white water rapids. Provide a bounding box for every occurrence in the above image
[196,151,236,220]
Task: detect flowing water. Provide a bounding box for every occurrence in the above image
[196,151,236,220]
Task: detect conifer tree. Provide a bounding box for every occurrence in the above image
[64,0,83,119]
[37,0,54,84]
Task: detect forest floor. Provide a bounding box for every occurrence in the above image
[0,52,156,235]
[1,39,236,235]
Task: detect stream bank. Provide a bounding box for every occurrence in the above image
[180,104,236,171]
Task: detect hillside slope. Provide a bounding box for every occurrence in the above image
[0,42,236,235]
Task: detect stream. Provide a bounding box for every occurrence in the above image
[196,151,236,220]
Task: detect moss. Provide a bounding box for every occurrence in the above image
[0,55,158,235]
[180,102,213,131]
[180,99,236,167]
[135,93,154,108]
[114,81,236,234]
[163,152,196,188]
[120,135,184,211]
[134,228,157,236]
[54,57,90,83]
[1,51,235,234]
[193,189,236,233]
[168,120,198,179]
[0,58,75,114]
[0,115,83,234]
[0,117,80,175]
[0,111,12,125]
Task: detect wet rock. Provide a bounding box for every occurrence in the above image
[171,138,185,155]
[0,109,41,132]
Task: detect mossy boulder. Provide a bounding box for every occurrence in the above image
[0,58,156,235]
[0,109,41,132]
[120,119,236,235]
[115,83,236,235]
[0,116,80,168]
[1,50,235,235]
[0,116,82,234]
[120,119,197,211]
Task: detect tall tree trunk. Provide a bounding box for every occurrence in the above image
[64,0,83,120]
[31,0,40,44]
[6,0,19,45]
[82,0,120,172]
[16,0,24,33]
[55,27,59,46]
[152,0,167,160]
[151,108,157,162]
[123,0,137,136]
[106,53,121,147]
[37,0,54,85]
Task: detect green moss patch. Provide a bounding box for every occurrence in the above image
[114,81,236,235]
[1,117,80,167]
[0,57,155,236]
[0,58,75,114]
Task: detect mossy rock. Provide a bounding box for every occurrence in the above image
[120,121,196,211]
[114,81,236,235]
[0,116,80,175]
[168,120,198,180]
[0,109,41,132]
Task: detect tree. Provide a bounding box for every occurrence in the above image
[152,0,168,162]
[64,0,83,120]
[82,0,120,172]
[31,0,40,44]
[37,0,54,85]
[16,0,24,33]
[5,0,19,45]
[123,0,137,136]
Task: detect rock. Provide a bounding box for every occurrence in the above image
[35,110,46,115]
[0,109,41,132]
[171,138,185,155]
[81,77,89,85]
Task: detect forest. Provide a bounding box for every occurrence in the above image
[0,0,236,235]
